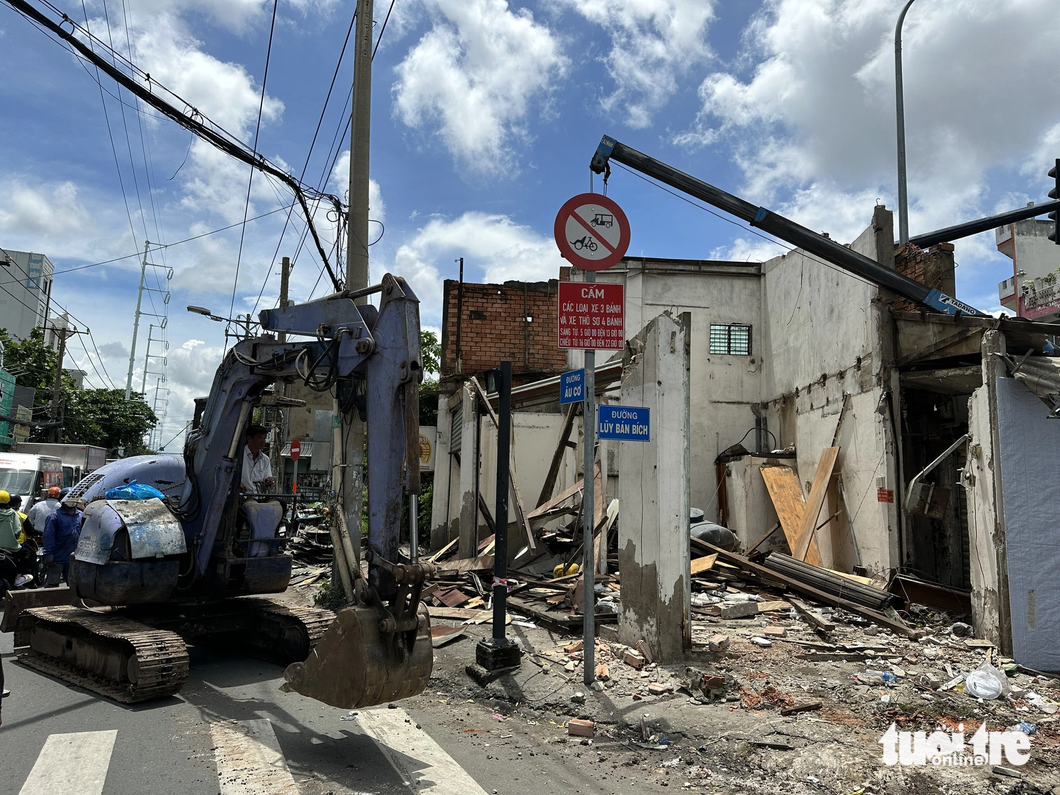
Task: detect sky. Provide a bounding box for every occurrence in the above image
[1,0,1058,450]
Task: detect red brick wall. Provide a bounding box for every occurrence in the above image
[441,279,568,384]
[893,242,956,312]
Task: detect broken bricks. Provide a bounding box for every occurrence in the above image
[567,718,595,738]
[623,650,647,670]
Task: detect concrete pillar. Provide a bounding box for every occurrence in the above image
[429,393,453,551]
[618,312,691,662]
[457,383,479,559]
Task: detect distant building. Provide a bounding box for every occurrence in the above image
[0,343,14,450]
[0,249,54,340]
[996,216,1060,321]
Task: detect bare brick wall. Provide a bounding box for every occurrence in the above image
[893,242,956,312]
[440,279,568,385]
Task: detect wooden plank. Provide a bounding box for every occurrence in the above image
[527,479,583,519]
[792,448,840,566]
[477,493,496,534]
[760,466,815,562]
[690,553,718,575]
[469,377,536,551]
[536,402,578,508]
[789,597,836,632]
[427,606,485,620]
[592,459,607,576]
[435,555,495,574]
[690,537,919,638]
[426,537,458,564]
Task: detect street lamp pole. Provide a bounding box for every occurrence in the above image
[895,0,918,245]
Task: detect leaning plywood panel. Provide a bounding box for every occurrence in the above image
[792,448,840,567]
[760,465,822,567]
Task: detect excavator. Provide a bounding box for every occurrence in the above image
[1,273,435,709]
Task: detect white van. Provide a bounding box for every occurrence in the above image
[0,451,64,508]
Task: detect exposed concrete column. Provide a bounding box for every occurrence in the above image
[457,383,479,559]
[429,391,454,551]
[618,312,691,662]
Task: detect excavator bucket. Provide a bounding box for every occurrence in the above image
[282,602,432,709]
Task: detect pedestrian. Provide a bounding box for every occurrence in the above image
[1,650,7,727]
[42,494,82,587]
[26,486,61,536]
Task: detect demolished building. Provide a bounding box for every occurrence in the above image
[428,205,1059,670]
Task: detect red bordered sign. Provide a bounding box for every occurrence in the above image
[554,193,631,271]
[558,281,625,350]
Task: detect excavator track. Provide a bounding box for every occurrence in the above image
[17,606,189,704]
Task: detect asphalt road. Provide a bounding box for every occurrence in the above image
[0,622,635,795]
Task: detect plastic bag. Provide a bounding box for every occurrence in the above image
[964,661,1009,700]
[105,480,166,501]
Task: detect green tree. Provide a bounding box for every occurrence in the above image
[419,329,439,427]
[0,327,157,453]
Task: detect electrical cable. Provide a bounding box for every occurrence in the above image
[3,0,344,290]
[52,204,296,274]
[372,0,397,60]
[229,0,279,319]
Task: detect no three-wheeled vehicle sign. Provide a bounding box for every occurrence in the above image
[553,193,631,271]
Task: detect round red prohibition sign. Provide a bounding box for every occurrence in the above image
[554,193,631,271]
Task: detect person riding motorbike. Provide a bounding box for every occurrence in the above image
[0,490,36,591]
[26,486,61,535]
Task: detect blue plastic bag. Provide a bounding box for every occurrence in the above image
[105,480,166,501]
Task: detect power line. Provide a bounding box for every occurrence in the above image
[53,203,296,274]
[229,0,280,319]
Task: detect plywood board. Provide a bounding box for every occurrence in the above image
[690,553,718,575]
[760,466,820,564]
[792,448,839,566]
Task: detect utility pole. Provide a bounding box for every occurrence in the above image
[895,0,918,246]
[47,325,86,443]
[271,256,292,479]
[341,0,373,535]
[125,242,171,400]
[126,241,149,400]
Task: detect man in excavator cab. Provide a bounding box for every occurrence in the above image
[240,424,275,495]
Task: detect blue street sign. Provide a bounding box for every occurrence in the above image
[560,368,585,404]
[597,405,650,442]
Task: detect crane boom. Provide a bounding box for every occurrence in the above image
[590,135,985,317]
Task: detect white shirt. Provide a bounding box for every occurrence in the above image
[27,497,60,532]
[241,448,273,494]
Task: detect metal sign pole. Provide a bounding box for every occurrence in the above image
[582,270,596,687]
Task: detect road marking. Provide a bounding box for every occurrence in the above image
[211,718,299,795]
[357,707,489,795]
[18,730,118,795]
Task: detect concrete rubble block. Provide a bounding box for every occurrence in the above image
[762,626,787,637]
[624,650,647,669]
[708,635,730,652]
[751,637,773,648]
[647,683,673,696]
[567,718,595,737]
[717,601,758,620]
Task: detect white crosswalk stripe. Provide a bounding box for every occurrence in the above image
[211,718,300,795]
[18,730,118,795]
[356,707,490,795]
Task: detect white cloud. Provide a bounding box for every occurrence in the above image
[387,211,563,322]
[392,0,567,174]
[557,0,716,128]
[0,181,91,236]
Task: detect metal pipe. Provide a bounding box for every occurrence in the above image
[895,0,917,246]
[908,200,1060,250]
[326,283,384,302]
[492,361,512,641]
[904,433,970,511]
[582,273,596,687]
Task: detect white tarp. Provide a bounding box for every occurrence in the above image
[995,376,1060,671]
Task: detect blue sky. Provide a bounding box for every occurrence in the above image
[1,0,1058,448]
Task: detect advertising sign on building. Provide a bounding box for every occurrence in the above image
[419,426,437,472]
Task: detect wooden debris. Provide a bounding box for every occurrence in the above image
[789,597,836,633]
[792,447,839,566]
[436,555,495,575]
[780,702,822,716]
[690,553,718,576]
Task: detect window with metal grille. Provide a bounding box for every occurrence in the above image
[709,323,752,355]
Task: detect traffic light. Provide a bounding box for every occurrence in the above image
[1050,158,1060,244]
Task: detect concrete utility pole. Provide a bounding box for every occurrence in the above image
[342,0,373,534]
[271,256,292,479]
[126,241,150,400]
[47,325,85,443]
[895,0,918,246]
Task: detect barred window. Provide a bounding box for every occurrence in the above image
[709,323,752,355]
